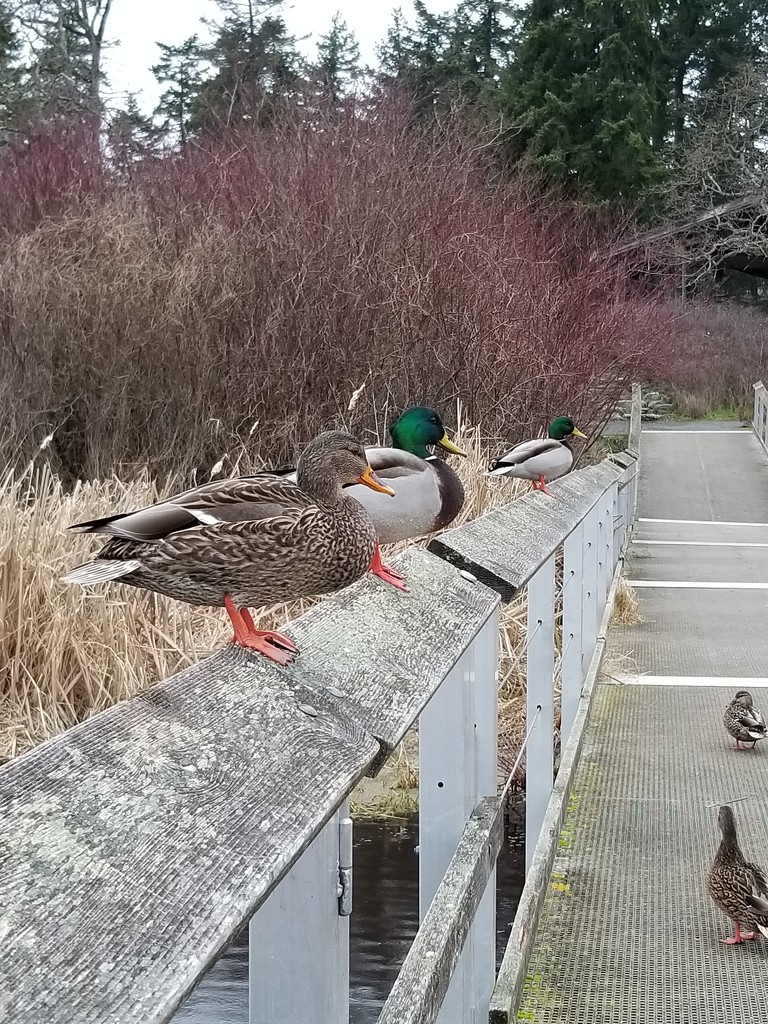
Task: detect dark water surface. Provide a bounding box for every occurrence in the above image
[173,812,525,1024]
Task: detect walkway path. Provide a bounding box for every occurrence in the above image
[518,421,768,1024]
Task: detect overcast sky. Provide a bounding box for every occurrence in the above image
[104,0,454,113]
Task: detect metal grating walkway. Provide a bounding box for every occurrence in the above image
[519,424,768,1024]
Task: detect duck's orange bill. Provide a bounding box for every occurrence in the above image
[571,427,588,439]
[357,464,395,496]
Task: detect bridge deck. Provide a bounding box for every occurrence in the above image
[519,422,768,1023]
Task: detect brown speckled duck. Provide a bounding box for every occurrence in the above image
[723,690,767,750]
[63,431,395,666]
[707,804,768,944]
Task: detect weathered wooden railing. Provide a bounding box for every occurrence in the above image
[753,380,768,454]
[0,393,641,1024]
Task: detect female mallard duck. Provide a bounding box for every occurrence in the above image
[708,804,768,944]
[273,407,466,591]
[487,416,587,496]
[724,690,767,750]
[63,431,395,666]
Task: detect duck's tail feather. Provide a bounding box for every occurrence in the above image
[61,559,141,586]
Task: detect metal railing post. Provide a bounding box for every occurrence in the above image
[418,604,499,1023]
[581,504,599,676]
[525,553,555,872]
[561,521,584,745]
[249,801,350,1024]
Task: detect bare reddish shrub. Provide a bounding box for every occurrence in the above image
[662,301,768,418]
[0,99,680,481]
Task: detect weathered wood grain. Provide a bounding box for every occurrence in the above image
[429,462,623,601]
[0,546,497,1024]
[376,795,503,1024]
[628,382,642,457]
[271,545,500,764]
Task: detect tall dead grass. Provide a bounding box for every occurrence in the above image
[0,412,545,764]
[0,99,677,482]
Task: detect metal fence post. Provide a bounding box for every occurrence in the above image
[607,480,619,578]
[561,521,584,745]
[419,605,500,1024]
[249,801,350,1024]
[525,553,555,872]
[581,504,599,676]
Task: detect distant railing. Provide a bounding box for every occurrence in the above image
[0,394,641,1024]
[753,380,768,454]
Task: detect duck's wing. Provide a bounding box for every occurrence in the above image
[746,860,768,897]
[490,438,564,469]
[68,475,311,542]
[738,710,767,737]
[364,446,431,479]
[344,448,449,544]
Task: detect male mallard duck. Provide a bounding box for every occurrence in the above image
[62,431,394,666]
[273,407,466,591]
[708,804,768,944]
[723,690,767,750]
[487,416,587,496]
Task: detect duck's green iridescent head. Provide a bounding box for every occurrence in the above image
[389,407,466,460]
[548,416,587,442]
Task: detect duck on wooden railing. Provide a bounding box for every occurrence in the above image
[62,431,394,666]
[270,406,466,592]
[487,416,587,496]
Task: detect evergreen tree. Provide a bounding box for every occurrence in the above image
[377,1,517,110]
[502,0,664,203]
[152,36,206,145]
[314,13,359,108]
[657,0,768,150]
[107,94,163,174]
[193,0,301,129]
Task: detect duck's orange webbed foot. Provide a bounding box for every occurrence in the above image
[370,544,408,592]
[224,596,297,666]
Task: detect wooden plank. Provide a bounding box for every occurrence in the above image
[376,795,504,1024]
[0,546,497,1024]
[263,546,499,763]
[429,462,623,601]
[628,383,642,458]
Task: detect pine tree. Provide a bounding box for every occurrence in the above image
[152,36,206,145]
[377,1,517,112]
[193,0,301,129]
[107,94,162,174]
[657,0,768,150]
[502,0,664,203]
[314,13,359,108]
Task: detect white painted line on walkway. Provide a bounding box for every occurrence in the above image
[627,580,768,589]
[639,517,768,527]
[635,540,768,548]
[609,674,768,688]
[641,429,749,434]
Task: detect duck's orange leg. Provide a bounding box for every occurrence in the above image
[370,543,408,592]
[721,921,757,944]
[224,595,296,665]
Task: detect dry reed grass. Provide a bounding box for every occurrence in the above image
[612,577,641,626]
[0,407,542,761]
